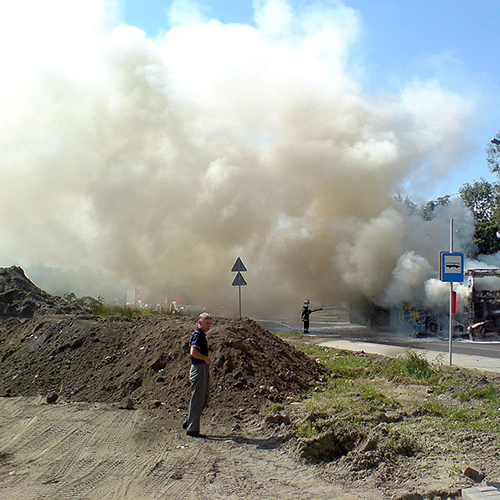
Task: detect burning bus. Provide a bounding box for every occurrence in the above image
[465,268,500,340]
[350,268,500,340]
[349,300,447,336]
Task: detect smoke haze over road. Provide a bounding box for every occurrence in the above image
[0,0,492,315]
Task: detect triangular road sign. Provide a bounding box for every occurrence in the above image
[232,272,247,286]
[231,257,247,273]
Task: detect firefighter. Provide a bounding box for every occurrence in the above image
[301,300,322,333]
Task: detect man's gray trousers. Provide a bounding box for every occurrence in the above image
[187,362,209,433]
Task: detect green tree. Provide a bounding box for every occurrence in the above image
[457,132,500,256]
[394,194,450,220]
[394,194,419,215]
[487,133,500,175]
[421,195,450,221]
[63,292,105,314]
[471,221,500,255]
[459,179,499,223]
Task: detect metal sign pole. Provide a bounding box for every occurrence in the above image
[231,258,247,318]
[238,284,242,318]
[440,227,464,366]
[449,218,453,366]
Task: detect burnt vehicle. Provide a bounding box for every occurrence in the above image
[350,268,500,340]
[465,268,500,340]
[350,300,449,337]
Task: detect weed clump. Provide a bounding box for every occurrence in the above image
[386,350,433,381]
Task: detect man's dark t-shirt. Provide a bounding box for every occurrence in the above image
[190,327,208,364]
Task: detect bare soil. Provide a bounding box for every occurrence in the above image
[1,266,499,499]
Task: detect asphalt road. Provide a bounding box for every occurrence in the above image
[256,316,500,372]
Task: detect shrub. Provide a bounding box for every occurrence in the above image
[386,350,433,381]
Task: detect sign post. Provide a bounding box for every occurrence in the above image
[439,218,464,366]
[231,257,247,318]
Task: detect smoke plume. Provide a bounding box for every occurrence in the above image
[0,0,484,316]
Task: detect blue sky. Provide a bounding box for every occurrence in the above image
[123,0,500,200]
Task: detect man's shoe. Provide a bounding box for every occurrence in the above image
[186,430,206,438]
[182,420,188,430]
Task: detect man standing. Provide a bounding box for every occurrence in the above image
[184,312,212,438]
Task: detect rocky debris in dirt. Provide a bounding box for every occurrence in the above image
[463,466,485,483]
[0,267,329,417]
[0,266,87,319]
[264,412,291,426]
[119,397,136,410]
[46,392,58,404]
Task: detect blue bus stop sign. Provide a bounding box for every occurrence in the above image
[440,252,464,282]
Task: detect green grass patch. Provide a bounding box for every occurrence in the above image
[457,384,500,403]
[304,378,399,418]
[294,337,500,444]
[383,429,419,457]
[447,407,500,433]
[303,346,384,379]
[273,331,305,340]
[295,420,320,438]
[430,374,457,396]
[63,292,181,318]
[420,400,449,418]
[356,382,400,408]
[385,350,433,382]
[414,398,500,434]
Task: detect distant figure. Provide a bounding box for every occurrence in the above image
[301,300,322,333]
[183,312,212,438]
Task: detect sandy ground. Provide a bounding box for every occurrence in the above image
[0,396,366,500]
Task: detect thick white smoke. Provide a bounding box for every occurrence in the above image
[0,0,482,316]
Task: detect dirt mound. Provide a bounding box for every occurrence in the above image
[0,266,86,318]
[0,268,328,417]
